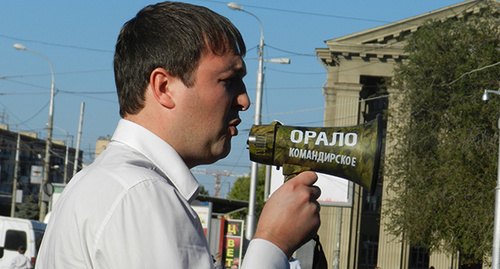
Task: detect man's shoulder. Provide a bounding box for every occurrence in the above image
[88,141,161,178]
[68,148,171,201]
[56,141,175,217]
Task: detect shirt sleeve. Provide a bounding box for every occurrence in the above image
[241,239,290,269]
[94,179,213,269]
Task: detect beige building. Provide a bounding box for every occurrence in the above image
[315,1,493,268]
[95,135,111,159]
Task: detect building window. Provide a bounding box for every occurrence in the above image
[359,75,389,123]
[363,191,380,213]
[409,245,429,269]
[359,234,378,268]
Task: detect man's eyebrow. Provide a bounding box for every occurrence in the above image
[235,67,247,77]
[234,62,247,77]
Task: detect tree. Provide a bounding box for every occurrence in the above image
[227,166,266,220]
[385,4,500,265]
[198,185,210,195]
[16,195,39,220]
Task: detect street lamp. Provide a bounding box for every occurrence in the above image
[228,2,265,241]
[228,2,291,241]
[482,88,500,269]
[265,58,291,64]
[483,89,500,104]
[14,43,55,222]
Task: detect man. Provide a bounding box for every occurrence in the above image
[36,2,320,268]
[10,246,32,269]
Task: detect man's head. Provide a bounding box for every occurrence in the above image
[114,1,246,118]
[18,246,26,254]
[114,2,250,167]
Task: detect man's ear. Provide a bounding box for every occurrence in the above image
[149,67,175,109]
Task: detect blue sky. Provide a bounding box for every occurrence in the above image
[0,0,467,196]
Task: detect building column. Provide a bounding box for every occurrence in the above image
[320,79,364,269]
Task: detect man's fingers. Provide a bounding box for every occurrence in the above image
[310,185,321,201]
[287,171,318,186]
[285,171,322,202]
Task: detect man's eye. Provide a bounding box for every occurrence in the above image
[222,78,233,86]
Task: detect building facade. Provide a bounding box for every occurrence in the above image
[315,1,491,268]
[95,135,111,159]
[0,125,82,217]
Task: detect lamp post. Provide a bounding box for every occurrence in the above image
[228,2,290,241]
[11,129,21,217]
[482,88,500,269]
[228,2,265,241]
[14,43,55,222]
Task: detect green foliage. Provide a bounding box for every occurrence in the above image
[386,6,500,264]
[15,195,39,220]
[227,166,266,220]
[198,185,210,195]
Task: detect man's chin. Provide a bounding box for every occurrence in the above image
[198,144,231,166]
[214,145,231,161]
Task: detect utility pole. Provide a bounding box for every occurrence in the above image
[73,102,85,177]
[13,43,55,222]
[11,130,20,217]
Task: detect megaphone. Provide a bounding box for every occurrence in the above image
[248,114,383,195]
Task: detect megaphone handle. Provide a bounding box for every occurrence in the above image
[282,169,327,268]
[284,173,297,181]
[282,164,312,181]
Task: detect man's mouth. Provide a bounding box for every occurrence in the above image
[228,118,242,136]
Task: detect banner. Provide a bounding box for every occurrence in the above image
[30,165,43,184]
[224,219,244,268]
[270,166,353,207]
[192,202,212,244]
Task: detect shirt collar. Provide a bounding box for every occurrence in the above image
[111,119,199,203]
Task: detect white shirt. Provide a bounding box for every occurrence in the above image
[289,258,302,269]
[36,119,288,269]
[10,253,32,269]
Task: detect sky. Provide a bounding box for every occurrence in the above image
[0,0,469,196]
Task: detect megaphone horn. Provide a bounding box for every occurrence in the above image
[247,114,383,195]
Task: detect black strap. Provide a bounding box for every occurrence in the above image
[312,235,328,269]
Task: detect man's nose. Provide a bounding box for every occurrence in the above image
[233,85,250,111]
[237,92,250,111]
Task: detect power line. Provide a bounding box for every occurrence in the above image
[0,34,113,53]
[200,0,393,24]
[0,99,46,131]
[265,45,316,57]
[0,92,47,96]
[1,78,52,91]
[0,69,111,80]
[266,67,325,75]
[58,89,115,95]
[58,92,117,104]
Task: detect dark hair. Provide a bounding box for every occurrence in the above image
[114,1,246,117]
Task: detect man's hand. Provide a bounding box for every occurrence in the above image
[254,171,321,258]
